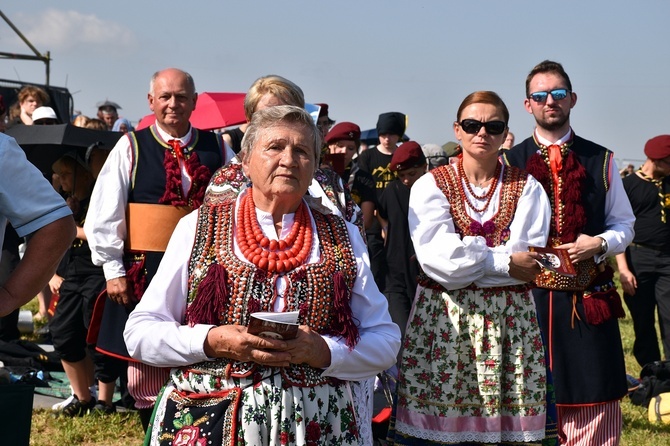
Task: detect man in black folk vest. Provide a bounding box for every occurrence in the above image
[85,68,234,430]
[616,136,670,368]
[503,60,635,446]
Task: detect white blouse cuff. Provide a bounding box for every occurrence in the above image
[489,251,511,275]
[102,260,126,281]
[320,335,344,375]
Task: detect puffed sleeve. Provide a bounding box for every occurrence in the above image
[409,171,550,290]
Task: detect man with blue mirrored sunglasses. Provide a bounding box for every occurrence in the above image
[528,88,570,103]
[503,60,635,446]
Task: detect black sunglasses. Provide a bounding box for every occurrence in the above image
[458,119,506,135]
[528,88,570,103]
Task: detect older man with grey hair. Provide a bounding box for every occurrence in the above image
[85,68,234,430]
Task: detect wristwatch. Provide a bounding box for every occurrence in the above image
[599,237,608,255]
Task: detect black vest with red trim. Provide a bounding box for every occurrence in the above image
[128,126,224,204]
[504,134,627,405]
[503,135,610,238]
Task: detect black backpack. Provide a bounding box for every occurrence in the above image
[630,360,670,407]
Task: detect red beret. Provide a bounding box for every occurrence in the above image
[325,122,361,144]
[390,141,426,172]
[644,135,670,160]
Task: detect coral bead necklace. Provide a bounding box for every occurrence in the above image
[235,190,313,273]
[456,157,501,213]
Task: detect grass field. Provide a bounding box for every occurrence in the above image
[23,272,670,445]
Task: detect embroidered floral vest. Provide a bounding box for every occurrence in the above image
[417,163,527,291]
[185,199,358,386]
[432,163,526,242]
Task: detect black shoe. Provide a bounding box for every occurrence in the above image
[58,395,95,417]
[92,401,116,415]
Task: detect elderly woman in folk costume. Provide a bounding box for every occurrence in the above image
[387,91,552,445]
[125,105,400,446]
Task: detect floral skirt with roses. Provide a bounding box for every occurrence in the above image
[146,365,360,446]
[388,285,547,445]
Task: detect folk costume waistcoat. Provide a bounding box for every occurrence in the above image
[417,163,529,292]
[125,125,225,297]
[128,125,224,207]
[503,134,616,291]
[503,134,627,405]
[184,198,359,387]
[93,126,226,360]
[502,134,611,245]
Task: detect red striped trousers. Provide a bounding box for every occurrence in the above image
[127,362,171,409]
[558,401,622,446]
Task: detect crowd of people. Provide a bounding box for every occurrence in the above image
[0,58,668,446]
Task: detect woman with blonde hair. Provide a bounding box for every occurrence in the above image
[223,75,304,154]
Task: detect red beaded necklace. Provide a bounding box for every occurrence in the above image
[456,157,501,213]
[235,191,313,273]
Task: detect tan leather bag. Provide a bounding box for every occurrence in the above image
[126,203,192,252]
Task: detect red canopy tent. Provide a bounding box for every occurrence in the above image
[136,92,246,131]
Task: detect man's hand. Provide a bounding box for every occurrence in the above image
[106,276,137,307]
[0,215,75,317]
[556,234,603,263]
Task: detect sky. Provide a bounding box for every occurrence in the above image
[1,1,668,166]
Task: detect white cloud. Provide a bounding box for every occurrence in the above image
[5,9,136,53]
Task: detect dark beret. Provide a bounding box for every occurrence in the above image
[390,141,426,172]
[644,135,670,160]
[325,122,361,144]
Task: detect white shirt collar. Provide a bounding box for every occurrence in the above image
[154,122,193,145]
[534,128,573,147]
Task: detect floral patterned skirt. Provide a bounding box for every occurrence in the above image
[147,366,360,446]
[389,285,546,445]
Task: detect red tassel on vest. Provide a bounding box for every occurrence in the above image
[159,150,187,206]
[186,263,229,326]
[581,265,626,325]
[184,153,211,209]
[125,256,147,301]
[328,271,360,349]
[525,150,587,243]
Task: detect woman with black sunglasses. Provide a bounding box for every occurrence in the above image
[388,91,552,445]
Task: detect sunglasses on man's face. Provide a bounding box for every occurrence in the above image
[528,88,570,103]
[458,119,506,135]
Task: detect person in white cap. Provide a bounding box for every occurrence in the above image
[31,106,59,125]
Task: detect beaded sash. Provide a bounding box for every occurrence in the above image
[185,199,358,386]
[534,236,598,291]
